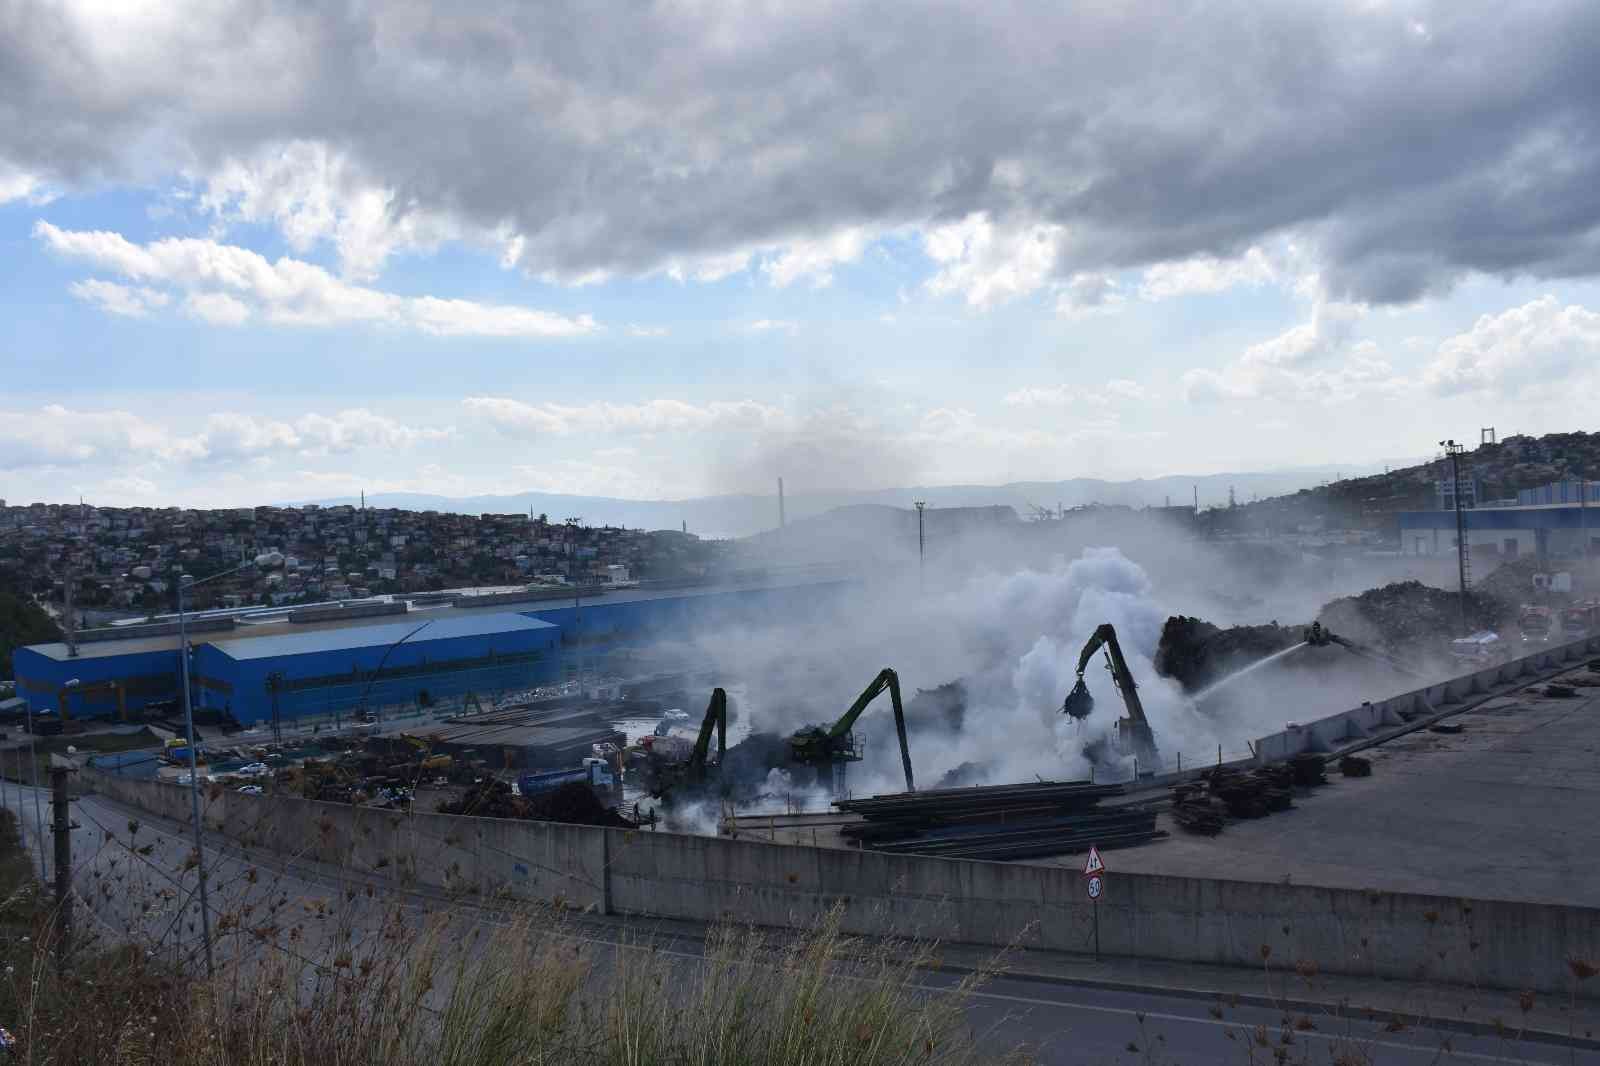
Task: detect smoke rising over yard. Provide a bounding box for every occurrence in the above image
[640,508,1449,799]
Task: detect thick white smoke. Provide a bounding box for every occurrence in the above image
[633,537,1432,814]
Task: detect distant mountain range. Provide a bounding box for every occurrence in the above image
[296,463,1411,538]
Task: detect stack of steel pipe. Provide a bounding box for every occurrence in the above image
[836,780,1158,861]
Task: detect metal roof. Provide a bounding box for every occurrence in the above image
[20,573,857,663]
[204,612,557,662]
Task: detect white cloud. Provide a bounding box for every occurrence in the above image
[184,291,252,325]
[1055,272,1125,317]
[1184,300,1380,403]
[0,405,205,470]
[913,406,1159,462]
[407,297,596,338]
[0,404,451,473]
[0,160,55,206]
[464,397,792,438]
[746,319,798,335]
[101,475,159,497]
[1421,296,1600,397]
[67,279,169,318]
[1138,247,1280,301]
[666,250,754,284]
[761,227,870,288]
[1003,386,1075,408]
[199,409,453,460]
[1005,378,1146,408]
[924,212,1064,309]
[513,459,666,500]
[197,141,460,282]
[33,221,598,338]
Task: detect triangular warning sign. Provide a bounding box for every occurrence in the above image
[1083,846,1106,876]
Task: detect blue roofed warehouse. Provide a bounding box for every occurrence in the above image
[190,612,559,725]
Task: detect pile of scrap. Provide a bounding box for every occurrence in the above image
[1155,616,1304,693]
[1317,581,1509,658]
[1170,756,1327,834]
[438,779,639,828]
[836,781,1158,861]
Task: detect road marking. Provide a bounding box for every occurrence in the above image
[925,983,1565,1064]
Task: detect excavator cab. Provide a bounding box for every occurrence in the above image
[785,668,915,793]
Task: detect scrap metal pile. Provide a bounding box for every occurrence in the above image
[437,779,641,828]
[1169,754,1328,835]
[836,781,1160,861]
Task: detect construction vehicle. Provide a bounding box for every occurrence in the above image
[787,669,915,793]
[1562,601,1599,638]
[1061,624,1159,765]
[633,687,728,796]
[517,756,616,798]
[1519,605,1555,643]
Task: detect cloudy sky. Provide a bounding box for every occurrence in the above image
[5,1,1600,508]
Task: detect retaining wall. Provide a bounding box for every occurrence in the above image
[1253,633,1600,762]
[88,772,1600,999]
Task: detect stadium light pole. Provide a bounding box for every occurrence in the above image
[914,501,926,594]
[1440,440,1470,635]
[176,551,283,980]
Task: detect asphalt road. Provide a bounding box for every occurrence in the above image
[4,784,1586,1066]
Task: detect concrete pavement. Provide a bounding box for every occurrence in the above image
[1055,664,1600,909]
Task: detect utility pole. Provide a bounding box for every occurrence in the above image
[50,764,71,967]
[1440,439,1470,635]
[914,501,926,593]
[176,579,216,980]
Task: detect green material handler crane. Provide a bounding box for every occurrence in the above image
[687,686,728,781]
[787,668,916,792]
[1061,623,1160,765]
[641,686,728,797]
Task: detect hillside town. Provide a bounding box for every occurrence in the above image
[0,501,728,620]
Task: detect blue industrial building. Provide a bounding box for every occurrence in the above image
[190,613,560,725]
[10,575,855,723]
[1398,503,1600,561]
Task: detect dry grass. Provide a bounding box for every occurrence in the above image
[0,795,1024,1066]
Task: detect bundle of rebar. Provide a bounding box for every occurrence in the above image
[836,781,1156,861]
[837,780,1123,820]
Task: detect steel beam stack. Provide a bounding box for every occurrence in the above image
[836,781,1159,861]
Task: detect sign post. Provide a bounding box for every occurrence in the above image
[1083,846,1106,960]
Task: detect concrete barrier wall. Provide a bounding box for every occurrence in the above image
[91,773,607,908]
[1253,634,1600,762]
[88,772,1600,998]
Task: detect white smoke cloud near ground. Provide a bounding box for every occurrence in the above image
[656,546,1298,797]
[627,503,1464,822]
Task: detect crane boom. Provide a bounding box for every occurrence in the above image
[1064,623,1159,764]
[688,687,728,776]
[826,668,914,791]
[788,668,916,792]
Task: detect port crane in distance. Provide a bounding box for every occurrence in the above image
[1061,623,1160,765]
[787,668,916,792]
